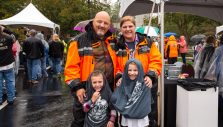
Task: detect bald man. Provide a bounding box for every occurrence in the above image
[64,11,117,126]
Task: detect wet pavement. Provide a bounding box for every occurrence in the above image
[0,70,73,127]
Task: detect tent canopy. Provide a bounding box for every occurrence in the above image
[216,25,223,34]
[120,0,223,23]
[0,3,59,30]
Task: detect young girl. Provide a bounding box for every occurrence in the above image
[83,70,116,127]
[111,59,152,127]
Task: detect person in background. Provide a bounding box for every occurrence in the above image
[3,28,21,76]
[12,35,21,76]
[48,34,64,77]
[64,11,117,127]
[111,59,152,127]
[23,29,44,84]
[204,35,223,127]
[0,26,15,105]
[165,35,178,64]
[193,40,204,62]
[194,35,216,78]
[115,16,162,127]
[36,32,49,78]
[179,35,188,64]
[83,70,116,127]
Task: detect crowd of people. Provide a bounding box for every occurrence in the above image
[0,26,66,106]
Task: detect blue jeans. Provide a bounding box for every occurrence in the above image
[0,68,15,103]
[27,59,41,80]
[51,57,62,74]
[41,56,48,77]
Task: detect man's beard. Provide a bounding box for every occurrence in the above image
[96,31,105,39]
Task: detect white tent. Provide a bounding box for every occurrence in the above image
[216,25,223,34]
[0,3,59,32]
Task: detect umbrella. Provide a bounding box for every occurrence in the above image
[136,26,159,36]
[164,32,177,37]
[73,19,116,33]
[73,19,92,32]
[190,34,206,43]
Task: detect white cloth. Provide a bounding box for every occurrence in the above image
[121,116,149,127]
[0,62,14,71]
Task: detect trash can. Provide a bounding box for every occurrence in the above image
[176,79,218,127]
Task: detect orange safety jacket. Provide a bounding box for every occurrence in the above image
[64,31,117,91]
[165,35,178,58]
[116,33,162,77]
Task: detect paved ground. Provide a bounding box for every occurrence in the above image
[0,70,73,127]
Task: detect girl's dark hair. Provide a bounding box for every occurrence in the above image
[206,35,215,44]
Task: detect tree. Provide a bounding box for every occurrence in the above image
[164,13,221,45]
[0,0,113,38]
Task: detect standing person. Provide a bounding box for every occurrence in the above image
[36,32,49,78]
[179,35,188,64]
[194,35,216,78]
[204,35,223,127]
[48,34,64,77]
[23,29,44,84]
[111,59,152,127]
[64,11,117,127]
[83,70,116,127]
[115,16,162,127]
[0,26,15,105]
[165,35,178,64]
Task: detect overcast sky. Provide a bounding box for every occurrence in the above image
[110,0,117,4]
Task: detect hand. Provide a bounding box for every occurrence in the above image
[107,121,114,127]
[144,76,152,88]
[76,88,86,104]
[91,91,100,103]
[116,78,122,86]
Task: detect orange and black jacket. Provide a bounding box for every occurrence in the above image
[115,33,162,83]
[165,35,178,58]
[64,22,117,91]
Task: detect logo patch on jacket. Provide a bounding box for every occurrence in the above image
[138,45,150,54]
[116,49,127,57]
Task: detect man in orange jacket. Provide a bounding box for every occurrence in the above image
[165,35,178,64]
[64,11,117,127]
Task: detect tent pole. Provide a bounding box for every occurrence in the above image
[160,1,165,127]
[146,1,156,35]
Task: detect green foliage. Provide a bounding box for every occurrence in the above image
[0,0,112,38]
[164,13,221,45]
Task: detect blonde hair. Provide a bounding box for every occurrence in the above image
[128,61,137,68]
[120,16,136,27]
